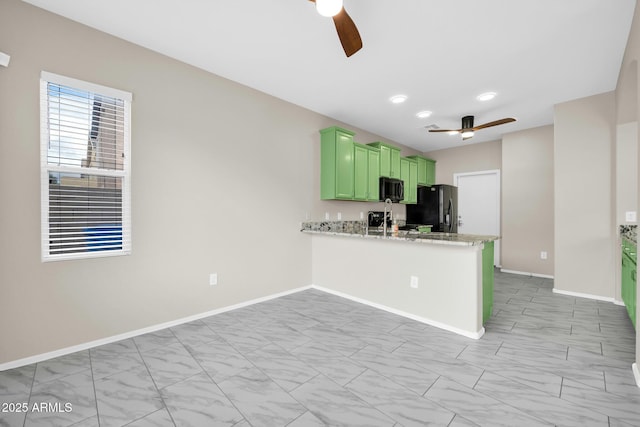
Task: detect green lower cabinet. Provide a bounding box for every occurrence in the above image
[621,239,636,329]
[400,158,418,204]
[354,144,380,201]
[482,241,495,323]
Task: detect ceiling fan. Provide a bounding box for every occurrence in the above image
[309,0,362,57]
[429,115,516,140]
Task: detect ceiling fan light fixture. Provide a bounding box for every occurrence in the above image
[389,94,407,104]
[476,91,497,101]
[416,110,432,118]
[461,130,474,139]
[447,131,459,135]
[316,0,343,17]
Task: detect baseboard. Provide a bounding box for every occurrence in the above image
[552,288,615,303]
[311,285,485,340]
[0,285,312,372]
[633,363,640,388]
[500,268,554,279]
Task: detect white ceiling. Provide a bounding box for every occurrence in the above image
[22,0,636,152]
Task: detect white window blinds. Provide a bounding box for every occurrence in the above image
[40,72,132,261]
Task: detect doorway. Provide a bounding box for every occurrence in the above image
[454,170,501,266]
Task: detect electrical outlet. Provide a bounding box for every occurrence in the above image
[209,273,218,286]
[337,212,342,220]
[540,251,547,260]
[626,211,637,222]
[410,276,419,289]
[360,211,364,220]
[0,52,10,68]
[325,212,330,220]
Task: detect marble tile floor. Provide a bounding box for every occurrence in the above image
[1,271,639,427]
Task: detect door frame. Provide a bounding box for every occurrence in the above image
[454,169,501,267]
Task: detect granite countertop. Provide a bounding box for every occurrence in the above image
[620,225,637,244]
[301,221,498,247]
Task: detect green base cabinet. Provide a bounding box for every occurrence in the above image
[407,155,436,186]
[621,239,636,329]
[354,143,380,202]
[400,157,418,204]
[367,142,401,179]
[320,126,355,200]
[482,241,495,323]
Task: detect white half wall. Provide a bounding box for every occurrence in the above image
[310,234,484,337]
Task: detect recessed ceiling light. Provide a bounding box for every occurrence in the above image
[389,94,407,104]
[416,110,432,118]
[476,92,497,101]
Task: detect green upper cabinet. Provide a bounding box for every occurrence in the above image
[367,142,401,179]
[353,143,368,201]
[425,158,436,185]
[320,126,355,200]
[354,143,380,202]
[367,147,380,201]
[407,155,436,186]
[400,157,418,204]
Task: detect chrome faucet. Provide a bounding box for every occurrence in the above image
[365,211,374,235]
[383,198,393,237]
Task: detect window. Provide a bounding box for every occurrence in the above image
[40,72,132,261]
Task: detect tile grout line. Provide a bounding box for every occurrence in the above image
[88,349,101,427]
[131,335,178,427]
[22,362,37,427]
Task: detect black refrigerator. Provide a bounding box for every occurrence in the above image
[406,184,458,233]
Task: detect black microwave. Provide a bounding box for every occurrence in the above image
[379,177,404,203]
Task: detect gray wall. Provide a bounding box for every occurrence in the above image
[425,130,555,278]
[502,125,555,277]
[614,0,639,377]
[554,92,616,298]
[0,0,414,364]
[426,140,502,186]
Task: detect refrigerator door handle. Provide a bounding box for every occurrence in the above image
[447,198,453,231]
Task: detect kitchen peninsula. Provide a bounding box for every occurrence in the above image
[302,221,497,339]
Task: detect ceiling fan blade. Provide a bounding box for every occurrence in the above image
[472,117,516,131]
[332,7,363,57]
[428,129,461,133]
